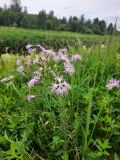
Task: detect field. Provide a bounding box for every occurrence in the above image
[0,27,120,160]
[0,27,105,53]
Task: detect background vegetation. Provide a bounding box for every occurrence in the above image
[0,27,106,53]
[0,0,118,35]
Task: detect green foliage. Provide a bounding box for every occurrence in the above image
[0,35,120,160]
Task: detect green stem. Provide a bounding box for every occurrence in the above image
[82,90,93,159]
[88,105,103,146]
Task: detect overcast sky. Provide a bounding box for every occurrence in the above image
[0,0,120,29]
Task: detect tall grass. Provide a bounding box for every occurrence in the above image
[0,27,104,53]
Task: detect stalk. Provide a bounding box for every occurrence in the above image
[82,90,93,159]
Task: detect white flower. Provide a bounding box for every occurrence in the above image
[0,76,14,83]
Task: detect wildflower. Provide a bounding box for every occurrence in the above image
[106,78,120,90]
[16,59,21,65]
[27,76,40,88]
[58,48,67,54]
[51,81,70,96]
[27,59,33,67]
[55,76,63,82]
[60,54,69,62]
[33,71,41,78]
[0,76,14,83]
[39,67,43,72]
[64,62,75,75]
[17,66,24,73]
[71,54,82,62]
[53,55,60,62]
[27,95,35,101]
[26,44,36,54]
[26,44,32,50]
[33,57,40,64]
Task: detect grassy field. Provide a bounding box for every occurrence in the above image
[0,27,105,53]
[0,30,120,160]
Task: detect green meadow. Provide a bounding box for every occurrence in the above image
[0,27,120,160]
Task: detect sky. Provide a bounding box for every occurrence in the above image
[0,0,120,29]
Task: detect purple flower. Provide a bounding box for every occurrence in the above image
[26,44,36,54]
[27,76,40,88]
[16,59,21,65]
[17,66,24,73]
[106,78,120,90]
[60,54,69,62]
[58,48,67,54]
[64,62,75,75]
[27,59,33,66]
[26,44,32,50]
[71,54,82,62]
[51,81,70,96]
[27,95,35,101]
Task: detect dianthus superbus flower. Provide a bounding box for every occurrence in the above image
[27,59,33,67]
[51,81,70,96]
[27,76,40,88]
[64,62,75,75]
[71,54,81,62]
[16,59,21,65]
[106,78,120,90]
[17,66,24,73]
[27,95,35,101]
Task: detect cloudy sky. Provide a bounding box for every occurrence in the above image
[0,0,120,29]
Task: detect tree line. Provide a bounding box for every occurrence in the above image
[0,0,117,35]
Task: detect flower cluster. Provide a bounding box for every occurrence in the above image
[106,78,120,90]
[15,44,82,100]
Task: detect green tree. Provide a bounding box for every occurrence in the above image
[10,0,22,12]
[37,10,47,29]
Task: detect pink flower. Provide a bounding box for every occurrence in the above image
[27,95,35,101]
[17,66,24,73]
[26,44,36,54]
[106,78,120,90]
[58,48,67,54]
[27,76,40,88]
[26,44,32,50]
[51,81,70,96]
[64,62,75,75]
[27,59,33,66]
[16,59,21,65]
[60,54,69,62]
[71,54,81,62]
